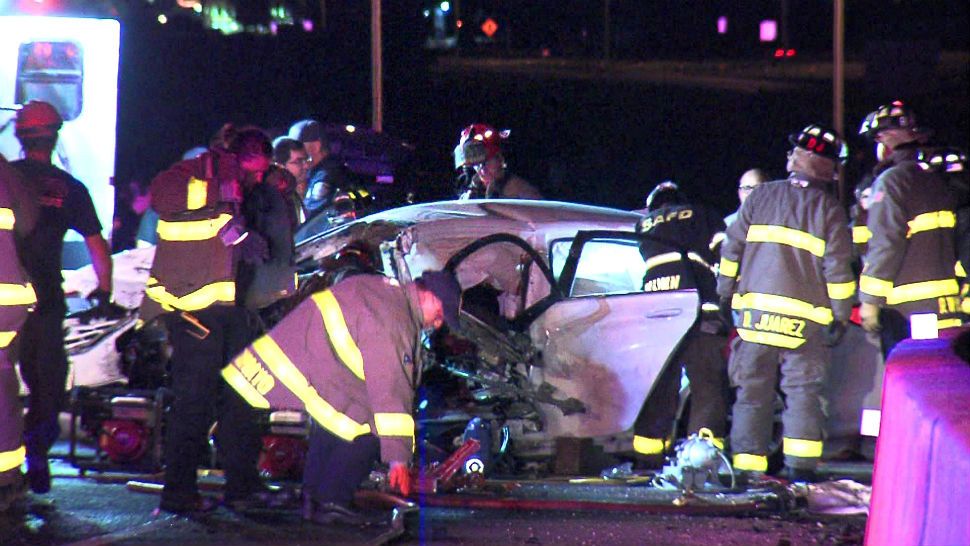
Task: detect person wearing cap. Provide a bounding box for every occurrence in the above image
[220,268,461,526]
[856,101,962,355]
[716,124,855,483]
[288,119,349,217]
[9,101,113,495]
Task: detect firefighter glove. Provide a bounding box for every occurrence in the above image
[718,296,734,328]
[388,461,413,497]
[87,288,113,316]
[823,320,848,347]
[859,302,882,333]
[236,231,270,265]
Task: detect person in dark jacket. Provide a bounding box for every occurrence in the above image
[454,124,542,200]
[857,102,962,356]
[631,181,730,461]
[717,124,855,482]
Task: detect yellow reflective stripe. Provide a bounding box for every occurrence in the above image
[886,279,959,305]
[709,231,726,251]
[732,292,833,324]
[0,331,15,349]
[907,210,956,237]
[733,453,767,472]
[145,281,235,311]
[0,445,25,473]
[645,251,712,271]
[0,283,36,306]
[962,298,970,315]
[852,225,871,244]
[939,318,964,330]
[374,413,415,437]
[783,437,823,458]
[719,257,738,278]
[737,328,806,349]
[0,207,14,230]
[186,177,208,210]
[860,275,893,298]
[311,291,365,381]
[221,364,271,409]
[251,335,371,441]
[156,214,232,242]
[827,281,856,300]
[710,437,725,450]
[746,224,825,257]
[701,302,721,313]
[956,262,967,278]
[633,435,665,455]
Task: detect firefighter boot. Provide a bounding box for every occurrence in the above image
[0,470,27,512]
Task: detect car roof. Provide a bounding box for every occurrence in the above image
[295,199,642,265]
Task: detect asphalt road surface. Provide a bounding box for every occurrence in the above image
[1,455,869,546]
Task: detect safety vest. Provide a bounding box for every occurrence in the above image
[140,152,239,322]
[859,156,962,328]
[717,178,856,349]
[221,275,421,464]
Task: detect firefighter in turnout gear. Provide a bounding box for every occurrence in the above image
[144,128,290,515]
[631,181,730,461]
[717,124,855,482]
[856,102,962,356]
[222,271,460,526]
[0,157,38,511]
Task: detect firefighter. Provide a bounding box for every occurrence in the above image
[717,124,855,482]
[631,181,730,461]
[454,124,542,200]
[856,102,962,355]
[221,270,461,526]
[915,146,968,319]
[143,127,290,514]
[0,157,38,511]
[10,101,114,495]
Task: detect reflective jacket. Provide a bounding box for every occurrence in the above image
[717,177,855,349]
[140,150,240,322]
[638,202,723,312]
[0,161,36,475]
[221,274,422,464]
[859,148,961,328]
[0,161,36,350]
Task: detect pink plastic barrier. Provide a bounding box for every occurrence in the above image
[865,327,970,546]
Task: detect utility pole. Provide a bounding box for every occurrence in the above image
[603,0,611,60]
[371,0,383,132]
[834,0,845,203]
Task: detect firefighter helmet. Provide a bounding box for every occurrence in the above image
[14,100,63,139]
[858,101,920,139]
[788,123,849,164]
[458,124,509,161]
[917,146,966,174]
[644,180,687,212]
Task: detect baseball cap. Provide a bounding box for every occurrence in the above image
[288,119,322,144]
[416,270,462,331]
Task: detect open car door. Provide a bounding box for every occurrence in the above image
[526,230,699,440]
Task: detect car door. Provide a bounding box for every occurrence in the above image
[526,230,699,439]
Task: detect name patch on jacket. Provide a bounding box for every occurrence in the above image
[231,350,276,395]
[743,311,805,338]
[644,275,681,292]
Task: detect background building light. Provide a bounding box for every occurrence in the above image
[759,20,777,42]
[157,14,168,24]
[717,16,728,35]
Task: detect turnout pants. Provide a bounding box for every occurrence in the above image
[17,306,68,466]
[632,328,730,456]
[0,349,24,485]
[729,334,829,472]
[161,306,264,504]
[303,423,379,505]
